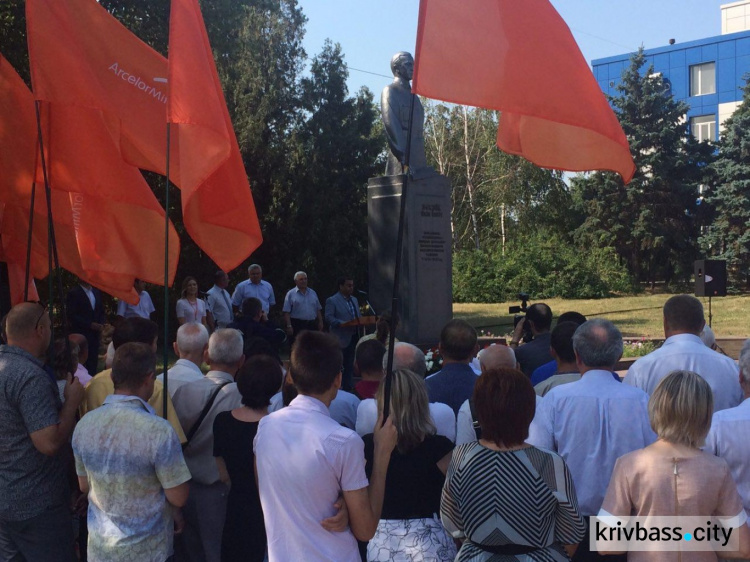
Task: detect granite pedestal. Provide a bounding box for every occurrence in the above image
[367,173,452,346]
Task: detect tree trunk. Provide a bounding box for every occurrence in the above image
[462,106,480,250]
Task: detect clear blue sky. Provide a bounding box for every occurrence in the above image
[298,0,731,97]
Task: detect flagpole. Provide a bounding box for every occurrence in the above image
[23,180,37,301]
[382,92,417,421]
[162,122,171,420]
[34,101,69,351]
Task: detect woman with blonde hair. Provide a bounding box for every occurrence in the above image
[600,370,750,560]
[363,368,456,561]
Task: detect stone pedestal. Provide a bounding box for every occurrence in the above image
[367,173,452,346]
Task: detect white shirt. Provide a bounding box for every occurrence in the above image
[175,298,207,324]
[171,371,242,484]
[456,395,543,446]
[355,398,456,442]
[157,359,205,398]
[254,395,367,562]
[625,333,742,412]
[206,285,233,328]
[705,397,750,515]
[81,284,96,309]
[269,390,359,430]
[116,291,155,319]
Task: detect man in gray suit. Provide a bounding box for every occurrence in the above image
[325,277,360,392]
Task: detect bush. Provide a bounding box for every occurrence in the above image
[453,234,634,302]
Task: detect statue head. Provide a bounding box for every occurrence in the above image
[390,52,414,81]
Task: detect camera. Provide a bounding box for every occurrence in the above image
[508,292,530,315]
[509,293,533,343]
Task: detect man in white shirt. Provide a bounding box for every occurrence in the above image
[357,342,456,441]
[231,264,275,318]
[157,322,209,398]
[455,344,518,445]
[254,331,397,562]
[705,338,750,515]
[116,279,155,320]
[625,294,742,412]
[172,329,244,562]
[282,271,323,340]
[206,270,233,329]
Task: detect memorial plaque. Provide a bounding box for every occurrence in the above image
[367,173,452,346]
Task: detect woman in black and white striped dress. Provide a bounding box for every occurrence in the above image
[441,367,586,561]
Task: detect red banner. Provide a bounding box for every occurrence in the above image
[413,0,635,183]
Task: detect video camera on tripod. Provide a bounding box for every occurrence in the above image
[508,292,533,344]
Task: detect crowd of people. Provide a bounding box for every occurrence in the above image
[1,285,750,562]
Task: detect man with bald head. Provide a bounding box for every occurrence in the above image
[0,303,84,561]
[357,341,456,441]
[477,344,517,372]
[455,344,517,445]
[388,341,428,378]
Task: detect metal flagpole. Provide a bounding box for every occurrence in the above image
[162,123,171,420]
[382,92,417,421]
[23,180,37,301]
[34,101,69,354]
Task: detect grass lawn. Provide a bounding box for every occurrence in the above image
[454,294,750,339]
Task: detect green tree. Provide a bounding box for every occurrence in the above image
[573,48,713,285]
[423,102,575,253]
[275,40,384,293]
[699,80,750,287]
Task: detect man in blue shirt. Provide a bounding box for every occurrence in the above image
[528,319,654,562]
[425,319,479,416]
[283,271,323,342]
[231,264,275,319]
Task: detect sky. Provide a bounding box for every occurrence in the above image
[298,0,732,97]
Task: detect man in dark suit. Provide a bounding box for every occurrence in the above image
[325,277,359,392]
[66,279,106,375]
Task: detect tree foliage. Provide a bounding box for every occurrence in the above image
[700,80,750,288]
[572,48,714,285]
[1,0,385,316]
[422,101,575,253]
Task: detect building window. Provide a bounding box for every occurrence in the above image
[691,115,716,142]
[690,62,716,96]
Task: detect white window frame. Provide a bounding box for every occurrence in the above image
[690,114,716,142]
[690,62,716,96]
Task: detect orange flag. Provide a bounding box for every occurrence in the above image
[26,0,263,270]
[168,0,262,268]
[0,52,168,303]
[412,0,636,183]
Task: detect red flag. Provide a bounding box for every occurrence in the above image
[168,0,263,268]
[412,0,636,183]
[0,52,167,303]
[26,0,263,270]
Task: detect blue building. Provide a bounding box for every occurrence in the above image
[592,1,750,142]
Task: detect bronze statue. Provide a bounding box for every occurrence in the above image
[381,52,429,176]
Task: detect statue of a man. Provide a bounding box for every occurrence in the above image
[381,52,429,176]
